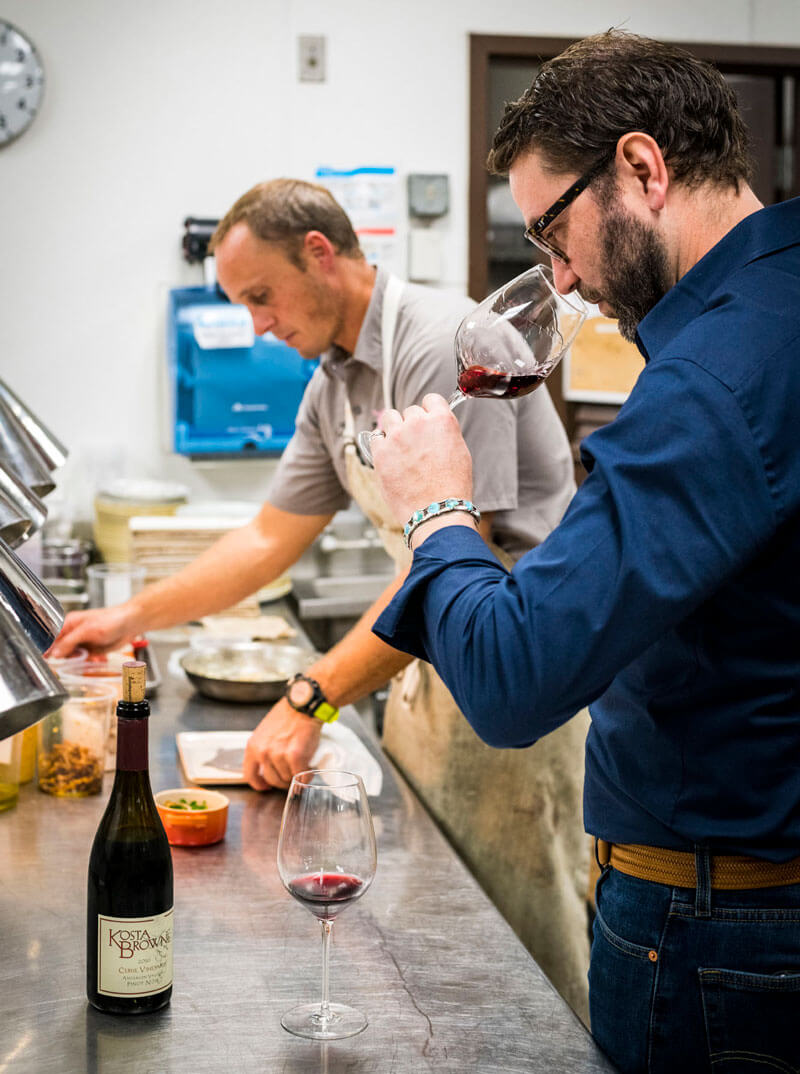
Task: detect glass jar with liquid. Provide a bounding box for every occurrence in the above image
[0,731,22,812]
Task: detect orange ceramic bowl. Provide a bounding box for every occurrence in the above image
[155,788,229,847]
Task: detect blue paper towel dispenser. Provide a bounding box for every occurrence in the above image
[168,286,317,458]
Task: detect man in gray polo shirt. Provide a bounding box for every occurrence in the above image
[51,178,590,1018]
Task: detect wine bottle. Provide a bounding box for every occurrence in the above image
[86,660,173,1013]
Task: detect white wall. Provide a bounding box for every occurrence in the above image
[3,0,799,523]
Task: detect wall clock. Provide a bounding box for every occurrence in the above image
[0,20,45,147]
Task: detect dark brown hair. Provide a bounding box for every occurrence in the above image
[487,31,753,191]
[210,178,363,267]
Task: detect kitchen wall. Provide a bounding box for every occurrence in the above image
[3,0,799,524]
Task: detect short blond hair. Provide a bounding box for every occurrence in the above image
[210,178,363,268]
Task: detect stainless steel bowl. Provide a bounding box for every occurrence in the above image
[179,641,317,703]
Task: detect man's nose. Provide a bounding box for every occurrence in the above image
[250,308,275,335]
[551,258,580,295]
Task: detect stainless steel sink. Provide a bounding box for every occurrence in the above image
[292,574,394,620]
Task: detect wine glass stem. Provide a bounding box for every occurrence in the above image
[319,919,334,1022]
[447,390,466,411]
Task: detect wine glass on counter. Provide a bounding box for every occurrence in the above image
[357,263,587,466]
[277,769,377,1040]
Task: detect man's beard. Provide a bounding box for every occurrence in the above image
[586,208,672,343]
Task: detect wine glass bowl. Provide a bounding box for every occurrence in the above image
[356,263,586,465]
[452,263,587,400]
[277,769,377,1040]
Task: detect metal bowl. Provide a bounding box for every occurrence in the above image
[179,641,317,703]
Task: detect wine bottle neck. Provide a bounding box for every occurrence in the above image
[115,716,150,772]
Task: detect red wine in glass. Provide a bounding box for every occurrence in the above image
[287,873,365,921]
[456,365,545,400]
[277,769,377,1040]
[356,264,586,466]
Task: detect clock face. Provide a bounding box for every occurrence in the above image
[0,21,45,147]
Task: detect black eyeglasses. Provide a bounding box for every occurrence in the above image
[524,152,614,264]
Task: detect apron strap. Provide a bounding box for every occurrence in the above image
[344,273,405,437]
[380,273,404,412]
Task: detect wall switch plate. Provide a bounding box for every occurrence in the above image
[408,228,443,282]
[298,35,326,82]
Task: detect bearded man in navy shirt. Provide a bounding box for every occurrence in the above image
[371,30,800,1074]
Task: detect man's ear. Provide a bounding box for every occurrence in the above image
[303,230,337,271]
[615,132,669,211]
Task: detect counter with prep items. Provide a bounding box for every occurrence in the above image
[0,621,612,1073]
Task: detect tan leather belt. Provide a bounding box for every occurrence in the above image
[597,840,800,891]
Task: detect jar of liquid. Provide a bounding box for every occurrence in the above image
[0,731,22,812]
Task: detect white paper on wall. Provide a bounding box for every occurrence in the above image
[314,166,403,275]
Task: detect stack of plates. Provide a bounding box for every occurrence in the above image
[129,510,291,617]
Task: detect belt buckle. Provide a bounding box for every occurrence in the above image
[595,838,611,869]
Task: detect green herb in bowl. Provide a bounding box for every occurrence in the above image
[164,797,208,811]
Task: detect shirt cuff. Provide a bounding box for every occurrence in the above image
[373,526,501,660]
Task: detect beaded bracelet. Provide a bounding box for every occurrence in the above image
[403,498,481,549]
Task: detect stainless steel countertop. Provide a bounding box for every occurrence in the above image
[0,631,614,1073]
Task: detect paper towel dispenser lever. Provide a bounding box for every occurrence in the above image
[183,217,220,264]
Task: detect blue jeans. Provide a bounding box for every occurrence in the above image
[589,852,800,1073]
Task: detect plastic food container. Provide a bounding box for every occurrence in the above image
[93,479,188,563]
[46,647,90,678]
[155,788,229,847]
[86,563,146,609]
[37,682,114,797]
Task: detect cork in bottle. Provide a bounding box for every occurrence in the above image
[122,661,147,703]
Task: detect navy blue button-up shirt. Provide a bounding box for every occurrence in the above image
[374,197,800,861]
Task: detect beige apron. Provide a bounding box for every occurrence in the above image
[343,275,591,1023]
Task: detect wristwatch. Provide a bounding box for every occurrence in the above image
[284,673,339,723]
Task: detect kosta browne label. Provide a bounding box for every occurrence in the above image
[97,909,173,997]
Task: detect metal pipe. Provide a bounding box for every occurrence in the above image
[0,535,64,652]
[0,601,67,738]
[0,378,67,472]
[0,462,48,547]
[0,395,55,497]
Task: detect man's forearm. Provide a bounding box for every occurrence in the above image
[127,509,329,633]
[304,572,414,707]
[307,514,496,707]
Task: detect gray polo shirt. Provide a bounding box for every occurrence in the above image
[267,268,575,560]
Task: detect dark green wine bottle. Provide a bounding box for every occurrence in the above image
[87,661,173,1013]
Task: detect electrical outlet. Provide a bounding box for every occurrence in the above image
[298,35,326,82]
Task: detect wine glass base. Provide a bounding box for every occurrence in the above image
[281,1001,368,1040]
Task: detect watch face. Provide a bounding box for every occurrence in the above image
[288,677,314,709]
[0,21,45,148]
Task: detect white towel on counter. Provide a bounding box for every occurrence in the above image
[305,721,383,797]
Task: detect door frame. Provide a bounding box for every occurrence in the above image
[469,34,800,302]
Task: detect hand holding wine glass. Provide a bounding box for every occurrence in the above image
[277,769,377,1040]
[357,263,587,467]
[373,394,475,527]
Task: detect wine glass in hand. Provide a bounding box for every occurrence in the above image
[277,769,377,1040]
[357,263,587,466]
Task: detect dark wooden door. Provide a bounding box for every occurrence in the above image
[470,36,800,480]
